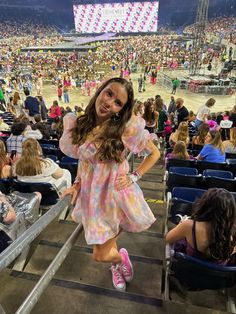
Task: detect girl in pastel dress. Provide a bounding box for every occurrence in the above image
[60,78,160,292]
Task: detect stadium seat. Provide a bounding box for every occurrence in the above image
[197,160,227,174]
[12,180,60,207]
[226,159,236,176]
[166,173,202,193]
[203,177,236,192]
[166,158,196,171]
[203,169,234,179]
[169,167,198,176]
[59,161,78,182]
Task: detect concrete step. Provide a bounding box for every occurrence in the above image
[0,269,228,314]
[24,245,163,298]
[39,220,164,261]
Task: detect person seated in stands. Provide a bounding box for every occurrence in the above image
[0,117,10,131]
[223,127,236,154]
[49,100,61,119]
[6,122,27,155]
[15,138,71,192]
[196,130,225,163]
[166,141,192,162]
[0,140,12,178]
[51,116,63,139]
[192,123,209,147]
[188,110,196,122]
[166,188,236,265]
[169,121,189,147]
[13,115,43,140]
[32,114,51,140]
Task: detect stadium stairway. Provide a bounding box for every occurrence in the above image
[0,154,231,313]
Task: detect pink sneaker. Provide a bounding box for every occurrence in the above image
[119,248,134,282]
[110,264,126,291]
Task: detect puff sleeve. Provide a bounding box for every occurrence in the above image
[59,113,80,159]
[122,115,157,155]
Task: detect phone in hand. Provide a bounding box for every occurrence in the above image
[10,150,17,160]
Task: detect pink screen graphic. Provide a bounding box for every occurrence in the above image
[73,2,159,33]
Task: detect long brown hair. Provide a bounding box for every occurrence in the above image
[16,138,47,176]
[13,91,20,106]
[209,130,224,154]
[230,128,236,147]
[0,140,8,178]
[172,141,190,159]
[71,78,134,162]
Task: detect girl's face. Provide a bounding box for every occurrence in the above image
[150,105,154,112]
[95,82,128,124]
[205,132,212,144]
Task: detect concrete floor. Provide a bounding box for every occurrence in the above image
[39,70,236,114]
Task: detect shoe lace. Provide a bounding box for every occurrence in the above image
[111,265,123,282]
[120,264,129,275]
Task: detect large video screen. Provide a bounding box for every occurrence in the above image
[73,2,159,33]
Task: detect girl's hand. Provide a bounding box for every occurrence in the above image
[61,182,81,206]
[115,174,133,191]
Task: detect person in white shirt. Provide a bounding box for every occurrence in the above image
[195,98,216,130]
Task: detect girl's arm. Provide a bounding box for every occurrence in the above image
[135,140,160,176]
[166,220,190,244]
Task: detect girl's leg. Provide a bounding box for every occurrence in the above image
[93,233,133,291]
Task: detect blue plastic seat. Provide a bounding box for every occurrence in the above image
[166,173,202,193]
[197,160,227,174]
[169,167,198,176]
[61,156,78,163]
[12,179,60,207]
[203,169,234,179]
[166,158,196,171]
[59,161,78,182]
[203,176,236,192]
[171,252,236,290]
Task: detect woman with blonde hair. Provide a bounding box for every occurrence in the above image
[223,127,236,154]
[15,138,71,192]
[0,140,11,178]
[169,121,189,147]
[166,141,191,164]
[197,130,225,162]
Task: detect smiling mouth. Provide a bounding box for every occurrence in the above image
[100,105,109,113]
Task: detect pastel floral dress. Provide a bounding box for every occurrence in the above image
[59,113,156,245]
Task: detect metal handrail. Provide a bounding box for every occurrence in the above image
[0,195,71,272]
[15,223,83,314]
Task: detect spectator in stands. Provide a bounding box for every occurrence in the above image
[15,138,71,192]
[223,127,236,154]
[166,141,191,161]
[51,116,63,139]
[6,122,26,155]
[24,89,40,121]
[229,105,236,128]
[12,91,23,117]
[195,98,216,130]
[0,140,11,178]
[32,114,51,140]
[166,188,236,265]
[196,130,225,162]
[0,117,10,131]
[74,106,85,118]
[156,98,167,132]
[36,96,48,122]
[169,121,189,147]
[60,77,160,292]
[174,98,189,126]
[167,96,176,114]
[192,123,210,147]
[188,110,196,122]
[143,101,159,133]
[49,100,61,119]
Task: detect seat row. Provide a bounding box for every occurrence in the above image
[166,158,236,176]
